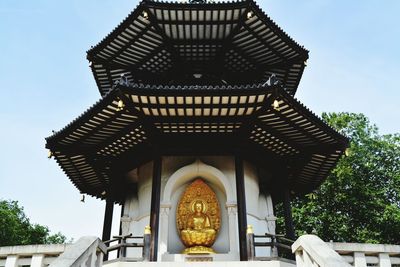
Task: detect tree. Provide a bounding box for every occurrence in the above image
[0,200,68,246]
[277,112,400,244]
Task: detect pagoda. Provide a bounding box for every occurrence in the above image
[46,0,348,263]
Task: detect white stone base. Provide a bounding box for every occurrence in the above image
[161,252,239,262]
[104,261,295,267]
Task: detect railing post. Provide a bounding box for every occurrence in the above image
[246,225,255,261]
[295,251,304,267]
[379,253,391,267]
[89,251,97,267]
[354,252,367,267]
[271,234,279,257]
[143,226,151,262]
[31,254,45,267]
[120,236,126,258]
[5,255,18,267]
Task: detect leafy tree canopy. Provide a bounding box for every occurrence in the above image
[0,200,68,246]
[278,112,400,244]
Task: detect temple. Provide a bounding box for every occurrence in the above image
[39,0,357,265]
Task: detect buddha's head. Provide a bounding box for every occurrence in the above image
[194,200,204,214]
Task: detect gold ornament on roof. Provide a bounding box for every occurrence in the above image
[176,178,220,254]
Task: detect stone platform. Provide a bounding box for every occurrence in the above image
[103,261,295,267]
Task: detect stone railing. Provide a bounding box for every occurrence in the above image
[0,243,68,267]
[49,236,106,267]
[292,235,400,267]
[292,235,352,267]
[328,242,400,267]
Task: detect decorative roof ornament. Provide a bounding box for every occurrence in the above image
[114,74,130,87]
[264,74,281,86]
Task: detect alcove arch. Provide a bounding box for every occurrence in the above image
[162,159,235,205]
[158,159,239,259]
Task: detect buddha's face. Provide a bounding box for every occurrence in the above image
[195,202,203,213]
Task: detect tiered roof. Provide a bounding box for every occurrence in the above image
[46,0,348,201]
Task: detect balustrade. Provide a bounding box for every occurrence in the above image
[0,243,67,267]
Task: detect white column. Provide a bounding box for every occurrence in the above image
[158,202,171,260]
[31,254,45,267]
[5,255,18,267]
[379,253,391,267]
[354,252,367,267]
[226,202,239,255]
[266,194,276,234]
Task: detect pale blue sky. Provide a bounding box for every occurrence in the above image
[0,0,399,241]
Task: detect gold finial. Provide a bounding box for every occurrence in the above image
[304,60,308,66]
[247,11,253,19]
[273,99,280,111]
[142,11,149,20]
[47,150,53,159]
[345,148,351,157]
[247,225,254,234]
[144,226,151,235]
[116,99,125,111]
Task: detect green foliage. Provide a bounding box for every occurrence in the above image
[0,200,67,246]
[277,112,400,244]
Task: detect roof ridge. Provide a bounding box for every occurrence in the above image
[249,0,309,57]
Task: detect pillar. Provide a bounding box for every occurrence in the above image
[235,156,248,261]
[283,189,295,240]
[102,198,114,261]
[102,199,114,242]
[149,157,162,261]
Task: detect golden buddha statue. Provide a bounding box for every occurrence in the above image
[176,179,220,254]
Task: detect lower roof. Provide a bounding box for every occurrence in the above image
[46,82,348,201]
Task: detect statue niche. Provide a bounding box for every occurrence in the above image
[176,178,221,254]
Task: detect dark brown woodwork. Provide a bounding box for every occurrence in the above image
[46,1,348,205]
[283,189,296,240]
[102,199,114,260]
[149,157,162,261]
[235,156,248,261]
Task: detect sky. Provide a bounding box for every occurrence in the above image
[0,0,399,241]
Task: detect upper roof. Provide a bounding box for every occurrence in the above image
[87,0,309,96]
